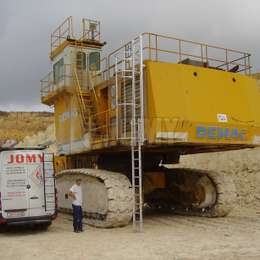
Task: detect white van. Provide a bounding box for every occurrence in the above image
[0,148,57,227]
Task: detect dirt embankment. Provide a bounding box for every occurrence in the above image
[179,148,260,209]
[17,124,56,153]
[0,111,53,145]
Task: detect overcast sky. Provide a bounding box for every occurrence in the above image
[0,0,260,111]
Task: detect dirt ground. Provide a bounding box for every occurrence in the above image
[0,208,260,260]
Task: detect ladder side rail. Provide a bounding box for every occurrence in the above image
[123,58,127,138]
[137,120,143,230]
[131,40,136,144]
[131,124,136,230]
[139,35,145,143]
[115,57,119,140]
[42,152,47,212]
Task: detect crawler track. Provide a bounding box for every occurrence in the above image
[188,169,237,217]
[147,168,237,217]
[56,169,133,228]
[56,168,236,228]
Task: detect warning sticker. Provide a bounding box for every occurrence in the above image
[217,114,228,123]
[30,166,43,186]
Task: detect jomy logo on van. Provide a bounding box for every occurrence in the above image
[7,154,44,164]
[196,126,247,140]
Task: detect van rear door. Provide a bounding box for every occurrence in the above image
[26,151,45,217]
[27,151,55,217]
[0,151,30,219]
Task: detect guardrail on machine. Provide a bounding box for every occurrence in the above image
[90,32,251,86]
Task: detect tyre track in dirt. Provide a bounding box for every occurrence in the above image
[145,211,260,234]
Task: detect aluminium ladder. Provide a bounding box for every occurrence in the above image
[115,36,144,231]
[131,119,143,232]
[42,153,56,214]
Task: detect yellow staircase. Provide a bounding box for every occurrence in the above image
[72,60,99,143]
[73,67,90,131]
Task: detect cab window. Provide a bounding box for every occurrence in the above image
[76,51,86,70]
[53,58,64,84]
[89,52,100,71]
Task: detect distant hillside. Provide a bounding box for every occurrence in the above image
[0,111,54,145]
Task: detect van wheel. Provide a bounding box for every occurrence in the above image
[0,224,8,233]
[38,223,51,230]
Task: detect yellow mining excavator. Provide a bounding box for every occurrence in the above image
[41,17,260,231]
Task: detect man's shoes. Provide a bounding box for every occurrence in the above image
[73,228,84,233]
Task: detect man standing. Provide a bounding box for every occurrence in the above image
[69,178,83,233]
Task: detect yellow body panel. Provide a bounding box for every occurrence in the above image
[41,24,260,155]
[145,61,260,145]
[47,61,260,155]
[55,93,88,154]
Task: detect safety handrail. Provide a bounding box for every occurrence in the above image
[51,16,74,53]
[46,30,251,96]
[89,32,252,85]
